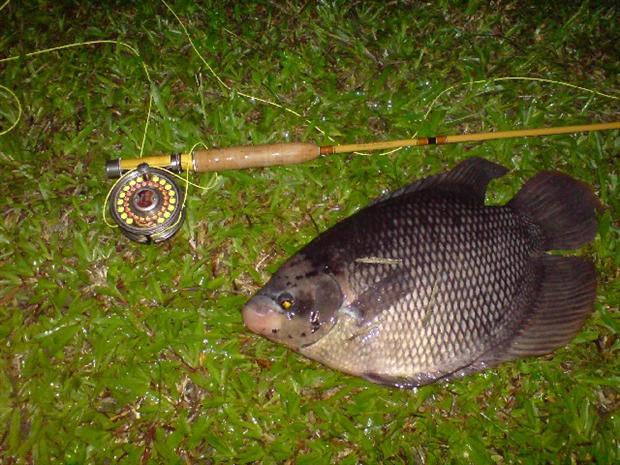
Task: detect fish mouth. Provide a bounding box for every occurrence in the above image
[242,295,285,338]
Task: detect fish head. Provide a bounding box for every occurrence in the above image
[242,254,343,349]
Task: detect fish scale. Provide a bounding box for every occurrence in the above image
[242,157,599,387]
[301,191,541,382]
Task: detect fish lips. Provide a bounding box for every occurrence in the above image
[242,294,286,338]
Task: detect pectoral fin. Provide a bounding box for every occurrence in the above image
[349,269,414,325]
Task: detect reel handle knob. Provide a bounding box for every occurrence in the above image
[193,142,320,172]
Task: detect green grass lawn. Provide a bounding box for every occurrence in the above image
[1,1,619,463]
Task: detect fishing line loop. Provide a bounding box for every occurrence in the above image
[352,76,619,157]
[0,39,155,159]
[423,76,619,121]
[160,0,336,143]
[0,84,22,137]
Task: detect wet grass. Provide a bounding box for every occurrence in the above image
[0,0,619,463]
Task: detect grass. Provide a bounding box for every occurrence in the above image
[0,0,619,463]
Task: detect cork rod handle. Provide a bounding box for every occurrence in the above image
[193,142,320,172]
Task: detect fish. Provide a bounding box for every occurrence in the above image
[242,157,600,387]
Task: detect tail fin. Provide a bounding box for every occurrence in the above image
[508,171,601,250]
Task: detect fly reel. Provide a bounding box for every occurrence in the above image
[109,164,185,243]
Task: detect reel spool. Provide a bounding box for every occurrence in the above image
[109,164,185,243]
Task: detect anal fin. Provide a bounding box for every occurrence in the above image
[474,254,596,369]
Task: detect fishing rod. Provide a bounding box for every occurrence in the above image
[105,121,620,243]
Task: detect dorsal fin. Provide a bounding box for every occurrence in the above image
[370,157,509,206]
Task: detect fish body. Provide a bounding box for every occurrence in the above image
[242,158,599,387]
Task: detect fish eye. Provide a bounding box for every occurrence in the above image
[277,293,294,311]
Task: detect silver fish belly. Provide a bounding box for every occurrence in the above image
[242,157,599,387]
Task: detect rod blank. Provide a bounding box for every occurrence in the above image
[321,121,620,154]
